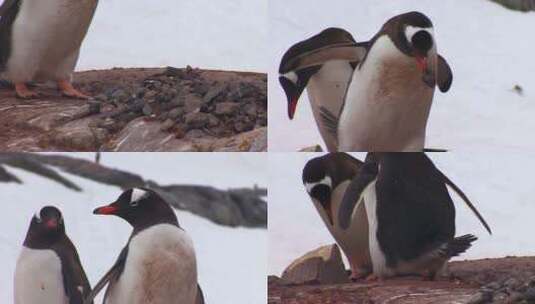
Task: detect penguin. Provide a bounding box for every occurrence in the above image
[0,0,98,99]
[283,12,453,151]
[337,153,492,279]
[279,28,368,151]
[302,153,372,279]
[84,188,205,304]
[14,206,93,304]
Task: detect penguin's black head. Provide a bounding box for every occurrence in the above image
[24,206,65,248]
[279,66,320,119]
[93,188,178,230]
[279,28,356,120]
[303,156,334,225]
[384,11,436,88]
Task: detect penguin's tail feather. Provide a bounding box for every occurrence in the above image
[440,234,478,258]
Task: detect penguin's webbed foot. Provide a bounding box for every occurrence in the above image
[58,80,91,99]
[350,271,370,281]
[15,83,40,99]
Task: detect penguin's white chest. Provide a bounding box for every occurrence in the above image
[5,0,97,82]
[105,224,198,304]
[338,36,434,151]
[14,247,68,304]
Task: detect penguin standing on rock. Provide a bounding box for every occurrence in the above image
[302,153,372,280]
[279,28,367,151]
[283,12,453,151]
[84,188,205,304]
[14,206,93,304]
[338,153,492,279]
[0,0,98,99]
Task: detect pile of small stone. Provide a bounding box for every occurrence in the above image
[468,277,535,304]
[93,66,267,139]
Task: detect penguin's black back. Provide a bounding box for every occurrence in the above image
[374,153,455,267]
[0,0,20,72]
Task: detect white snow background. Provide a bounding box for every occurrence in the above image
[268,0,535,151]
[0,0,267,72]
[0,153,267,304]
[269,152,535,275]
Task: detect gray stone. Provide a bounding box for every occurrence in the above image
[203,83,227,104]
[185,112,210,129]
[215,102,240,115]
[168,107,184,120]
[281,244,349,286]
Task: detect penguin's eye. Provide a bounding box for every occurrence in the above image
[130,200,139,207]
[35,217,42,224]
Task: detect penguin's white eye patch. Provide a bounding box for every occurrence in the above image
[305,176,332,194]
[34,211,42,223]
[130,188,148,206]
[404,26,434,44]
[281,71,298,84]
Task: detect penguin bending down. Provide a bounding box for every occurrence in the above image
[302,153,372,279]
[283,12,453,151]
[84,188,205,304]
[338,153,492,279]
[0,0,98,99]
[14,206,93,304]
[279,28,367,151]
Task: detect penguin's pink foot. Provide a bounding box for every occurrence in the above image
[58,80,90,99]
[15,83,39,99]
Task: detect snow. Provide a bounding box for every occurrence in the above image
[268,0,535,151]
[0,0,267,72]
[0,153,267,304]
[268,152,535,275]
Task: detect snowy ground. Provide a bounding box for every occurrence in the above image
[0,0,267,72]
[268,0,535,151]
[268,152,535,275]
[0,153,267,304]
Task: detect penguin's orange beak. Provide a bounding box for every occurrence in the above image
[415,56,428,73]
[45,219,58,229]
[93,204,118,215]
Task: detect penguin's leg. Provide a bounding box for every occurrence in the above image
[14,83,40,99]
[52,50,90,99]
[349,261,371,281]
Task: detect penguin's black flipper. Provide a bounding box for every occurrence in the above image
[438,170,492,235]
[83,246,128,304]
[196,284,205,304]
[338,158,378,230]
[0,0,20,71]
[440,234,477,258]
[56,237,93,304]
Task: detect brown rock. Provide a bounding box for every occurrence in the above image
[215,102,240,115]
[281,244,349,286]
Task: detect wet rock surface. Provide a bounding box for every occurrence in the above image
[0,67,267,151]
[269,256,535,304]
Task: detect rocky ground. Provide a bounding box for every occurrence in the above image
[269,245,535,304]
[0,67,267,151]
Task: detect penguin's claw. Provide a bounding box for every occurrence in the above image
[58,80,90,99]
[15,83,40,99]
[350,271,368,281]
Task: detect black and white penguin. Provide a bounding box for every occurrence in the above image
[338,153,491,279]
[302,153,372,279]
[14,206,93,304]
[283,12,453,151]
[279,28,367,151]
[0,0,98,99]
[84,188,204,304]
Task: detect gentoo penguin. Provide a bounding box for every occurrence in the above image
[0,0,98,99]
[338,153,491,279]
[285,12,453,151]
[279,28,367,151]
[84,188,204,304]
[14,206,93,304]
[302,153,372,279]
